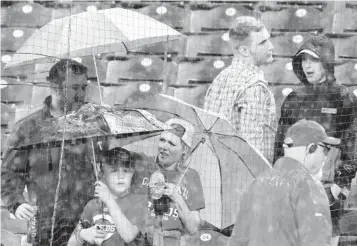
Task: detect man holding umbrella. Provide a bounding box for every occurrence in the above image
[1,59,91,245]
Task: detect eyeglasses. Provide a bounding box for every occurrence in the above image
[59,64,87,75]
[317,143,331,155]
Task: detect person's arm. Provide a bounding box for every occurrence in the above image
[1,122,31,217]
[234,84,275,161]
[163,183,200,235]
[293,177,332,246]
[273,91,299,163]
[67,201,107,246]
[334,91,357,189]
[95,181,140,243]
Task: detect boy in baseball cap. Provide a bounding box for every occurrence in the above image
[68,147,147,246]
[228,119,339,246]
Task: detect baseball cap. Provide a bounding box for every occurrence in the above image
[284,119,340,147]
[296,49,319,59]
[97,147,134,169]
[165,118,194,148]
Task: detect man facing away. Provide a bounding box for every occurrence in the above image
[228,119,336,246]
[1,59,92,246]
[204,16,277,164]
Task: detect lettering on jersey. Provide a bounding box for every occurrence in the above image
[147,201,179,220]
[93,213,116,240]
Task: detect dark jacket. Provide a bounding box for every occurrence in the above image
[1,96,96,246]
[228,157,332,246]
[274,35,357,187]
[274,35,357,236]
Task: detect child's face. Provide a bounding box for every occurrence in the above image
[102,164,134,196]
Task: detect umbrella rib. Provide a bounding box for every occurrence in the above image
[215,136,256,178]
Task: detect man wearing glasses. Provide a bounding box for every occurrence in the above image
[228,119,339,246]
[1,59,93,245]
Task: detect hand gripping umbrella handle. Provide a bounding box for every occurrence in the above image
[176,137,206,187]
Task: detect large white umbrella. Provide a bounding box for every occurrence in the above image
[5,7,182,68]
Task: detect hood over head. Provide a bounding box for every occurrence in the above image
[292,34,336,86]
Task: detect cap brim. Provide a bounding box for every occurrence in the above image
[296,49,319,59]
[322,136,341,146]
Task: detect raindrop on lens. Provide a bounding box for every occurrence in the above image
[222,32,230,42]
[87,5,97,12]
[285,62,293,71]
[282,88,293,96]
[22,4,33,14]
[1,55,12,63]
[139,83,151,92]
[213,60,225,69]
[292,35,304,44]
[141,58,152,67]
[225,8,236,16]
[156,6,167,15]
[13,29,24,38]
[0,80,8,89]
[295,8,307,18]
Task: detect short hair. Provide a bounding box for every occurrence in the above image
[229,16,265,46]
[47,59,88,85]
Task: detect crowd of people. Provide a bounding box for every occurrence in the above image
[1,15,356,246]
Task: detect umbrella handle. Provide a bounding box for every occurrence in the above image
[176,137,206,187]
[90,139,99,181]
[92,52,103,105]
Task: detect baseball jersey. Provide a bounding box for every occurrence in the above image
[142,166,206,232]
[80,193,147,246]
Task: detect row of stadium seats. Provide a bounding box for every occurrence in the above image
[1,2,356,33]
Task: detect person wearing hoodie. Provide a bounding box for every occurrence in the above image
[204,16,277,164]
[1,59,93,246]
[274,34,357,242]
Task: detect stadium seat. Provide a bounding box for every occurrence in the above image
[1,27,36,52]
[1,54,34,79]
[331,35,357,59]
[270,33,313,57]
[1,103,16,127]
[188,5,256,33]
[105,56,176,84]
[185,32,233,57]
[1,83,33,104]
[173,84,209,108]
[136,4,186,30]
[174,57,231,86]
[262,7,333,32]
[128,37,185,57]
[261,58,300,84]
[339,4,357,33]
[335,60,357,85]
[1,3,52,27]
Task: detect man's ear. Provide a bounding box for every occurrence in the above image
[238,45,250,57]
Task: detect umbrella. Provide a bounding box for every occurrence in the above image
[11,103,170,150]
[123,94,272,229]
[6,102,170,246]
[5,7,182,68]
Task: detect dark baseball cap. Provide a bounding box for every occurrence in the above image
[97,147,134,169]
[284,119,340,147]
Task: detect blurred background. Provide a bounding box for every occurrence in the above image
[1,0,357,244]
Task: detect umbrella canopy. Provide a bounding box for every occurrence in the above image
[11,103,170,150]
[124,94,272,229]
[5,7,182,68]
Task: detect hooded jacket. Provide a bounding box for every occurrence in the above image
[274,34,356,188]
